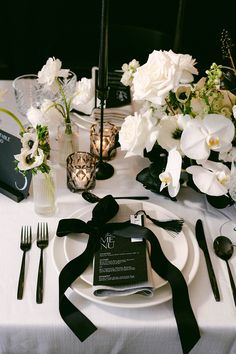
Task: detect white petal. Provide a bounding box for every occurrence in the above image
[186,165,228,196]
[166,149,182,187]
[181,123,209,159]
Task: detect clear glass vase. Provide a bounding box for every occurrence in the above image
[57,121,79,167]
[33,170,56,215]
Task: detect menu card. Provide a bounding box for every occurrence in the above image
[0,129,32,202]
[93,232,148,287]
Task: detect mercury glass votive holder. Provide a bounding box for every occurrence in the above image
[90,122,118,160]
[66,152,96,192]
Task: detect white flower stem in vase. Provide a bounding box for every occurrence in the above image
[57,121,79,167]
[33,170,56,215]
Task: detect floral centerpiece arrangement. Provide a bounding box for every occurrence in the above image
[119,48,236,208]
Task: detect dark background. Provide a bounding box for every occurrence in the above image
[1,0,236,80]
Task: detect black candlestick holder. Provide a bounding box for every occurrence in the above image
[96,0,114,180]
[95,94,114,180]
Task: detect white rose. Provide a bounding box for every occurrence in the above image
[132,50,198,105]
[119,110,158,157]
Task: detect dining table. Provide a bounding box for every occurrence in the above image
[0,79,236,354]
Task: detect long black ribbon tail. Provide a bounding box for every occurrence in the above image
[105,222,200,354]
[58,231,98,341]
[56,195,120,342]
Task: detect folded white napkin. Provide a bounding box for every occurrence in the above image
[91,105,132,123]
[92,249,155,298]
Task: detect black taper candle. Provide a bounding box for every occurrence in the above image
[97,0,109,99]
[95,0,114,180]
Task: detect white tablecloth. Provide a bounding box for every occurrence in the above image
[0,80,236,354]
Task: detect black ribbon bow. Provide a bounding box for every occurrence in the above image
[56,195,200,354]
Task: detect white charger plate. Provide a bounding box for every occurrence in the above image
[52,200,200,308]
[63,201,189,290]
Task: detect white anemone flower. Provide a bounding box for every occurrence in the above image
[180,114,235,160]
[186,160,231,196]
[37,57,69,87]
[159,148,182,197]
[21,132,39,155]
[14,148,45,171]
[119,110,159,157]
[157,114,191,152]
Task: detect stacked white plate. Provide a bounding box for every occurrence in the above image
[52,200,200,308]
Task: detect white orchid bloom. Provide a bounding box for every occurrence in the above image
[219,147,236,163]
[181,114,235,160]
[14,148,45,171]
[119,110,159,157]
[159,148,182,197]
[72,78,95,115]
[186,160,231,196]
[37,57,69,86]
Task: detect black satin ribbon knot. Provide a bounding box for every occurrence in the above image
[56,195,200,354]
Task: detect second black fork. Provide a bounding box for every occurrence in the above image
[36,222,49,304]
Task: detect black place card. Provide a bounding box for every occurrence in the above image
[0,129,32,202]
[93,232,148,286]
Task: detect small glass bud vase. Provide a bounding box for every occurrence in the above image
[57,121,79,167]
[90,122,118,160]
[33,170,56,215]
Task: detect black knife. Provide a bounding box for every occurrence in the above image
[195,219,220,301]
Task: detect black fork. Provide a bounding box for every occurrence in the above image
[17,226,32,300]
[36,222,49,304]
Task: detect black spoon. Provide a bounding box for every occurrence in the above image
[213,236,236,306]
[81,191,149,203]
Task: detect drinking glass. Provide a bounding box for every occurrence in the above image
[12,74,43,117]
[42,70,77,103]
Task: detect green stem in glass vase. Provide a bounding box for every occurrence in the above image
[55,78,72,135]
[0,107,26,134]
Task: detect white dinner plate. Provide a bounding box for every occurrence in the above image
[63,201,189,290]
[52,200,200,308]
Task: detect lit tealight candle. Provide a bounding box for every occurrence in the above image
[67,152,96,192]
[90,122,118,160]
